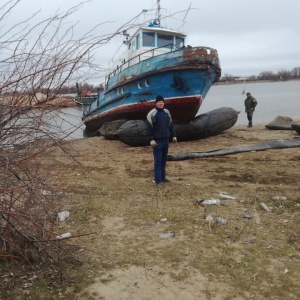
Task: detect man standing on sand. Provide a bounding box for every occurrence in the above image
[244,92,257,127]
[146,95,177,188]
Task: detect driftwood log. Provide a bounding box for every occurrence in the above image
[168,137,300,161]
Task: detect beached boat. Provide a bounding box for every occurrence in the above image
[74,83,97,105]
[82,1,221,132]
[74,95,97,106]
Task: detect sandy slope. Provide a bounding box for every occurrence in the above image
[47,124,300,300]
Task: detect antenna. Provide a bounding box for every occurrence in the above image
[157,0,161,23]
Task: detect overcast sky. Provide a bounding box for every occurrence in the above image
[6,0,300,80]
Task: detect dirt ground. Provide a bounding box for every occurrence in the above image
[9,124,300,299]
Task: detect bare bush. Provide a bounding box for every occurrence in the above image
[0,0,146,266]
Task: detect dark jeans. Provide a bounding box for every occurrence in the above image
[247,111,253,125]
[152,139,169,184]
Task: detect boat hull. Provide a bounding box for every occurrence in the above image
[83,46,221,133]
[83,95,201,132]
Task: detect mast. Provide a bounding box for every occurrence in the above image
[157,0,161,24]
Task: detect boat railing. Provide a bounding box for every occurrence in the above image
[106,43,180,81]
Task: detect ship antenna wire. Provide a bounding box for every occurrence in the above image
[183,3,192,23]
[178,3,192,31]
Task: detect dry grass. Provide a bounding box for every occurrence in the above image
[0,95,77,108]
[1,125,300,299]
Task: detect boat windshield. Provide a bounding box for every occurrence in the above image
[157,34,174,48]
[175,36,184,48]
[143,32,155,47]
[142,32,184,49]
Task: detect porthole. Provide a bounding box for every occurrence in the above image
[137,82,142,89]
[121,87,124,94]
[145,79,150,87]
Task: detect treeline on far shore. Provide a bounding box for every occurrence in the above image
[2,66,299,96]
[59,66,300,92]
[220,66,300,83]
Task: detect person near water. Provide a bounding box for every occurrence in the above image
[146,95,177,187]
[244,92,257,127]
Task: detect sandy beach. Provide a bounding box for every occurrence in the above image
[4,123,298,299]
[30,122,298,300]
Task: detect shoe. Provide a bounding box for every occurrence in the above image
[247,125,253,128]
[156,183,164,188]
[163,178,171,183]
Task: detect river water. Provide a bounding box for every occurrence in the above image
[57,80,300,140]
[201,80,300,125]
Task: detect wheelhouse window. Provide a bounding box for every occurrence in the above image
[175,36,184,48]
[143,32,155,47]
[157,34,174,48]
[136,34,140,50]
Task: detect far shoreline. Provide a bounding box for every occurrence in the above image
[214,78,300,86]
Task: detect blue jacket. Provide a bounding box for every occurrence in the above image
[146,107,176,140]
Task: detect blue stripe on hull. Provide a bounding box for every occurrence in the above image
[84,69,216,126]
[83,46,221,132]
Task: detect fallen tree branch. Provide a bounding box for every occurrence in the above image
[168,137,300,161]
[34,232,97,242]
